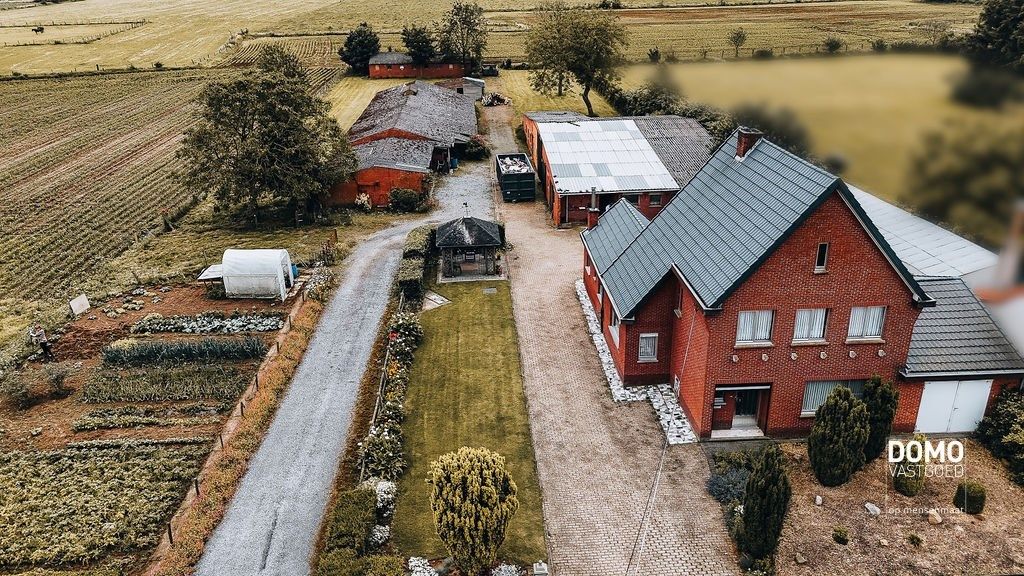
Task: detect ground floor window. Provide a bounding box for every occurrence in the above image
[638,333,658,361]
[801,379,866,415]
[609,310,620,345]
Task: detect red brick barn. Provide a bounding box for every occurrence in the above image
[582,128,1024,440]
[522,112,712,227]
[330,80,477,208]
[368,51,465,79]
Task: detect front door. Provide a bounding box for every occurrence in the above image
[733,390,760,429]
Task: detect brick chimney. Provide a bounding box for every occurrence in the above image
[587,207,601,230]
[736,127,763,159]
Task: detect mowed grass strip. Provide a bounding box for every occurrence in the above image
[393,282,545,565]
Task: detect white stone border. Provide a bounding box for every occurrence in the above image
[575,279,697,444]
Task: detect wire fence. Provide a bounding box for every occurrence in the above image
[358,290,406,483]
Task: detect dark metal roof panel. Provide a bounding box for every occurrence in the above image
[435,217,504,248]
[904,277,1024,376]
[581,200,649,273]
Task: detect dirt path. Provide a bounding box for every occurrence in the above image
[486,105,737,576]
[195,160,493,576]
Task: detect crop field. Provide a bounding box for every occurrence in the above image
[0,21,144,47]
[621,54,1024,205]
[0,441,208,567]
[220,35,345,68]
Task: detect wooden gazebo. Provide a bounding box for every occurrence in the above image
[435,217,504,278]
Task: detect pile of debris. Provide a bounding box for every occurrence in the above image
[497,155,532,174]
[482,92,512,106]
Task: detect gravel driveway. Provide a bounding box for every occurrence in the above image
[486,106,737,576]
[196,160,493,576]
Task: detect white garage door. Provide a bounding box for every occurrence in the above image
[916,380,993,433]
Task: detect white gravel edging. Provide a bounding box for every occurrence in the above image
[575,279,697,444]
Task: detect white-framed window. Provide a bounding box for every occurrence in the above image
[801,380,866,415]
[815,243,829,273]
[848,306,886,340]
[638,333,658,362]
[793,308,828,342]
[736,310,774,344]
[609,310,620,345]
[649,193,663,208]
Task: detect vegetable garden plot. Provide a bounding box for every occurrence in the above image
[0,442,208,567]
[82,364,255,403]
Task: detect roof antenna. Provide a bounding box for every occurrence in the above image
[463,202,469,217]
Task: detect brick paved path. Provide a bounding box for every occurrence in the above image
[487,106,737,576]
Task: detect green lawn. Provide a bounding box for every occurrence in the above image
[392,282,546,565]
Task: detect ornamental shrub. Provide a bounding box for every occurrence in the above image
[808,386,869,486]
[463,135,491,161]
[707,467,750,504]
[365,555,405,576]
[389,311,424,347]
[976,387,1024,458]
[892,433,927,496]
[315,548,364,576]
[323,487,377,556]
[863,375,900,462]
[428,447,520,576]
[953,480,986,514]
[360,420,406,480]
[832,526,849,545]
[736,443,791,559]
[389,187,425,213]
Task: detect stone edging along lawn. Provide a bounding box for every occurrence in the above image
[143,281,332,576]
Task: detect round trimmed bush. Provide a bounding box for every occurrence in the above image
[892,433,927,497]
[953,480,986,514]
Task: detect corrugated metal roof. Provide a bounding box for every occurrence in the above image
[369,51,413,65]
[851,185,998,278]
[537,119,679,195]
[597,131,930,317]
[353,137,434,173]
[349,80,476,147]
[581,199,649,273]
[904,277,1024,376]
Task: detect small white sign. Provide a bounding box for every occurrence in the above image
[69,294,90,316]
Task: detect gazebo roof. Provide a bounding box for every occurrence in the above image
[435,217,503,248]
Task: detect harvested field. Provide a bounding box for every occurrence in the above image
[0,21,144,46]
[220,35,345,68]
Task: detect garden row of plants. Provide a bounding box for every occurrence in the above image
[316,311,426,575]
[101,335,267,366]
[0,440,210,568]
[130,311,285,334]
[71,403,225,432]
[82,365,252,403]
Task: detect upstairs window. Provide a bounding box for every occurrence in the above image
[815,243,829,273]
[848,306,886,340]
[649,193,663,208]
[624,194,639,205]
[736,310,774,344]
[638,333,658,362]
[793,308,828,342]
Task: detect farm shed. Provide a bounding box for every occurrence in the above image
[522,112,712,226]
[436,217,504,278]
[330,81,478,209]
[436,77,485,100]
[368,51,465,79]
[219,249,294,301]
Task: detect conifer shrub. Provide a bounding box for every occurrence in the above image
[808,386,869,486]
[892,433,927,496]
[428,447,519,576]
[736,443,791,559]
[863,375,899,462]
[953,480,986,514]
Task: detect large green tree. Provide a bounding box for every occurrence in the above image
[340,22,381,75]
[176,69,357,224]
[962,0,1024,72]
[737,444,791,559]
[862,375,899,463]
[428,447,519,576]
[526,3,628,116]
[436,1,487,72]
[807,386,869,487]
[256,45,307,82]
[906,118,1024,248]
[402,25,436,67]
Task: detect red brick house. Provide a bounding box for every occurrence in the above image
[581,128,1024,439]
[522,112,713,227]
[329,81,476,208]
[367,51,465,79]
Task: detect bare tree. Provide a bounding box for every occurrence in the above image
[729,27,748,58]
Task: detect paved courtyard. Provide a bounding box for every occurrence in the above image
[487,106,736,576]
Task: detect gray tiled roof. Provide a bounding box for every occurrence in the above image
[904,277,1024,376]
[353,137,434,172]
[349,80,476,147]
[436,217,503,248]
[599,130,931,317]
[631,116,713,188]
[369,51,414,65]
[581,199,649,273]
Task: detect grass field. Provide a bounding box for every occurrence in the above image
[622,54,1024,205]
[392,282,545,565]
